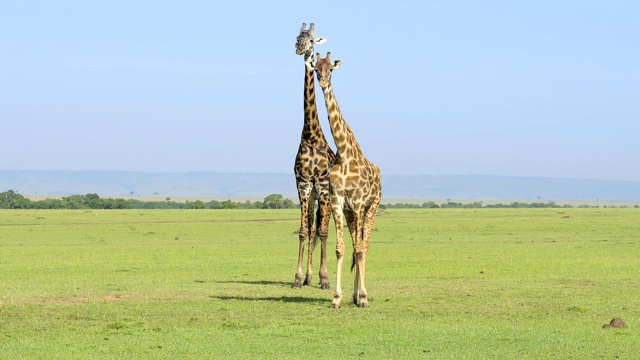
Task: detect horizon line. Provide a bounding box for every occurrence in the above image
[1,168,639,183]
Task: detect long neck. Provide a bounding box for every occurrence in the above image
[301,63,328,145]
[321,83,363,160]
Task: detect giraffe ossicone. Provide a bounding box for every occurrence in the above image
[295,23,327,66]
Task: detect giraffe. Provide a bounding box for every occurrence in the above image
[292,23,336,289]
[314,52,382,308]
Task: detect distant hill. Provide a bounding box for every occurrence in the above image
[1,170,639,202]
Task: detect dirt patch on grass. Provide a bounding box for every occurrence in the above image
[1,292,188,306]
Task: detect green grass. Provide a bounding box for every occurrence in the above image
[0,208,638,358]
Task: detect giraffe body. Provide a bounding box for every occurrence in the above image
[314,52,382,308]
[292,24,335,289]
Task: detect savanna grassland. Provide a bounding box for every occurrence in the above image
[0,208,638,359]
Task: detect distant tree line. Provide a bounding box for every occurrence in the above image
[383,200,636,209]
[1,190,635,210]
[0,190,296,210]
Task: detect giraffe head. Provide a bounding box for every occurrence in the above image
[314,52,342,88]
[295,23,327,65]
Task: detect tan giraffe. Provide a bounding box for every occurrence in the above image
[314,52,382,308]
[292,23,336,289]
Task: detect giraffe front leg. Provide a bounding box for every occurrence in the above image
[332,245,345,308]
[303,198,316,286]
[293,230,306,288]
[343,211,359,306]
[331,207,345,308]
[304,234,315,286]
[293,196,311,288]
[291,234,306,288]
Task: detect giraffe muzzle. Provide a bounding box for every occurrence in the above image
[318,79,329,88]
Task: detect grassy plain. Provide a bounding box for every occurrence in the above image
[0,208,638,359]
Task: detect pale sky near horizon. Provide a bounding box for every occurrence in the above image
[2,1,639,181]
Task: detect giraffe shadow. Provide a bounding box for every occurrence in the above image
[209,295,327,304]
[200,279,291,287]
[202,279,329,304]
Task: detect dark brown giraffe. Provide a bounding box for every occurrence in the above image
[314,52,382,308]
[292,23,336,289]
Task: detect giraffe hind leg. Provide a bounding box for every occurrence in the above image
[317,200,331,289]
[354,250,369,308]
[354,202,378,307]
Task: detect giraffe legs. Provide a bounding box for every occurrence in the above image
[293,187,313,288]
[349,208,369,308]
[351,200,379,308]
[351,251,367,307]
[330,201,346,308]
[304,199,318,286]
[294,185,331,289]
[332,202,378,308]
[305,179,333,289]
[293,219,308,288]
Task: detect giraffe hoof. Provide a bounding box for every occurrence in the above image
[292,279,302,288]
[359,302,369,308]
[320,282,330,290]
[331,303,341,309]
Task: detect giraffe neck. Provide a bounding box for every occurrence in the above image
[301,64,328,145]
[321,83,363,161]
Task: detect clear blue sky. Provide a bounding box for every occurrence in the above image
[2,1,638,181]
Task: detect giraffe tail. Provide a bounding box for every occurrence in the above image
[351,252,355,272]
[312,205,321,249]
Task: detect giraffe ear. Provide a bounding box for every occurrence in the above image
[332,60,342,70]
[314,37,327,45]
